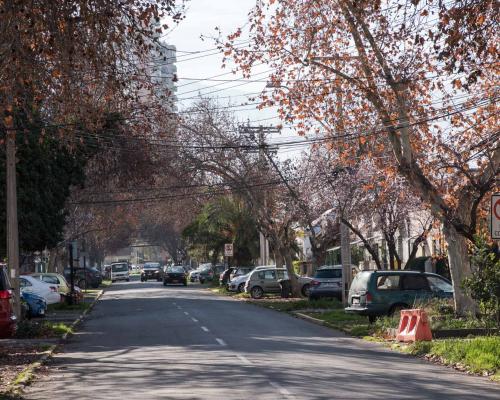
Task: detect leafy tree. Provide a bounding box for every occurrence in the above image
[183,197,259,266]
[225,0,499,315]
[463,235,500,326]
[0,112,88,257]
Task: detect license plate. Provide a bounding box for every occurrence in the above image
[172,280,178,283]
[352,298,360,305]
[40,309,45,315]
[323,283,339,287]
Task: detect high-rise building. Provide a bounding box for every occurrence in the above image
[152,41,177,111]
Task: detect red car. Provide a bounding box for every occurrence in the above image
[0,264,16,338]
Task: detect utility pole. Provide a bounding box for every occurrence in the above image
[5,113,20,319]
[239,124,280,266]
[340,221,352,306]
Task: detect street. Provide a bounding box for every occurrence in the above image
[23,279,499,400]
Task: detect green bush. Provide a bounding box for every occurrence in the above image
[14,321,73,338]
[463,234,500,327]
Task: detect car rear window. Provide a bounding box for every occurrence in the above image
[315,269,341,279]
[350,271,372,292]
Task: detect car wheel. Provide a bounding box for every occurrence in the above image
[250,286,264,299]
[301,284,311,297]
[199,278,205,284]
[368,315,377,324]
[111,280,115,283]
[163,281,167,286]
[126,278,130,282]
[237,283,245,293]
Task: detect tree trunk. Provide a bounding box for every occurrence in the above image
[443,223,478,316]
[283,249,301,297]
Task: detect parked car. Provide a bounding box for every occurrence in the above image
[227,266,272,292]
[308,265,343,300]
[31,273,70,294]
[163,265,188,286]
[230,266,254,281]
[244,267,312,299]
[140,262,163,282]
[20,275,61,305]
[345,270,454,322]
[189,263,211,282]
[31,273,84,302]
[200,264,225,284]
[20,291,47,318]
[0,264,16,338]
[228,273,250,293]
[63,267,102,289]
[110,262,130,283]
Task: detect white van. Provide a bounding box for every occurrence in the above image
[110,262,130,283]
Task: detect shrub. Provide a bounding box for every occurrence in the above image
[463,234,500,327]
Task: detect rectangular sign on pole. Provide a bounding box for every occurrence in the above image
[492,193,500,239]
[224,243,234,257]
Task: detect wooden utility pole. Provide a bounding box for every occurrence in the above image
[239,124,280,265]
[5,116,21,318]
[340,221,352,305]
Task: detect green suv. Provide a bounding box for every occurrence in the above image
[345,270,453,322]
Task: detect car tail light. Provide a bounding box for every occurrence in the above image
[366,292,373,303]
[311,280,321,286]
[49,286,58,293]
[0,290,12,299]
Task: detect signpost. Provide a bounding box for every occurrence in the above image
[492,193,500,240]
[224,243,234,257]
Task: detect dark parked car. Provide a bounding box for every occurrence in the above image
[141,262,163,282]
[345,270,453,322]
[163,265,187,286]
[308,265,343,300]
[64,267,102,289]
[199,264,225,284]
[0,264,16,338]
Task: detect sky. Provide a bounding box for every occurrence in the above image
[164,0,303,158]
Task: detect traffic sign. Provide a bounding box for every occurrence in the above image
[492,193,500,239]
[224,243,234,257]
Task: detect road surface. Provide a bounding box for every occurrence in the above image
[24,279,499,399]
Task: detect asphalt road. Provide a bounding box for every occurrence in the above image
[23,278,499,400]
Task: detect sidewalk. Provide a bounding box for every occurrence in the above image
[0,290,103,396]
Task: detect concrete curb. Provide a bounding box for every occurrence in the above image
[293,311,327,326]
[4,289,104,395]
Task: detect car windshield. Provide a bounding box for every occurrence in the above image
[144,263,160,269]
[350,271,372,292]
[112,264,128,272]
[315,268,342,279]
[167,266,185,273]
[427,276,453,292]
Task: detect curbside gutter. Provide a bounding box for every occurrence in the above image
[5,289,104,395]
